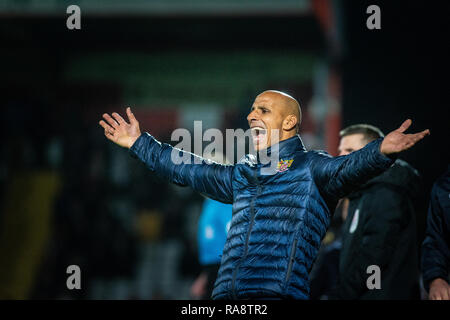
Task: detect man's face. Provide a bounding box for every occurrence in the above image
[338,133,367,156]
[247,93,285,151]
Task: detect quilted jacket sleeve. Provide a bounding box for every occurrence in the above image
[311,138,395,200]
[129,133,234,204]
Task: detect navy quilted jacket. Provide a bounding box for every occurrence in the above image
[130,133,394,299]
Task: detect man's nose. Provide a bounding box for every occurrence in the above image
[247,109,258,123]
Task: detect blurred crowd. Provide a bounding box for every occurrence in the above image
[0,99,208,299]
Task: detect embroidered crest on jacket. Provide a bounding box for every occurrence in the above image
[276,159,294,172]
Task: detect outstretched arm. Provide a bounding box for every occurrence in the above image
[312,119,430,200]
[99,108,234,203]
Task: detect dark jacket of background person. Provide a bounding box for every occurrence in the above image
[338,159,421,299]
[309,200,346,300]
[421,165,450,291]
[130,132,394,299]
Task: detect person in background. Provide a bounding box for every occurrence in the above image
[309,198,347,299]
[421,165,450,300]
[336,124,421,299]
[191,197,232,299]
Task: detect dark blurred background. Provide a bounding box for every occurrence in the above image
[0,0,448,299]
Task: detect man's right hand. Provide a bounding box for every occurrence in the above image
[429,278,450,300]
[99,107,141,149]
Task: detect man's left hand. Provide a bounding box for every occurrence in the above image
[380,119,430,155]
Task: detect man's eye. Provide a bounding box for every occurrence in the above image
[261,109,268,113]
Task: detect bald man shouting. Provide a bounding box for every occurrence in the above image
[99,90,429,300]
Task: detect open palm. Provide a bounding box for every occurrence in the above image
[380,119,430,155]
[99,107,141,149]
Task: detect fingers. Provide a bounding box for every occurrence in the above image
[99,120,115,135]
[104,131,114,140]
[396,119,412,133]
[432,289,450,300]
[112,112,126,125]
[429,279,450,300]
[102,113,119,129]
[99,120,116,142]
[419,129,431,137]
[99,120,115,141]
[415,129,430,142]
[126,107,138,125]
[443,287,450,300]
[408,129,431,145]
[430,293,441,300]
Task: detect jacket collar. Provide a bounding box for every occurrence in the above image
[257,134,306,162]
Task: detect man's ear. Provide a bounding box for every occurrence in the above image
[283,115,298,131]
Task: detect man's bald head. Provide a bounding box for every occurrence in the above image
[256,90,302,132]
[248,90,303,150]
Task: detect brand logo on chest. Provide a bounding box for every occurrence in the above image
[276,159,294,173]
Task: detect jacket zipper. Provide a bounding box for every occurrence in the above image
[231,168,260,299]
[284,238,298,286]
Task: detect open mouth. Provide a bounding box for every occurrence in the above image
[251,126,267,144]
